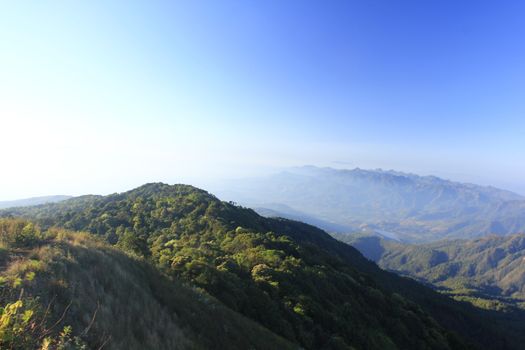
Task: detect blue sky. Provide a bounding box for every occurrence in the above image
[1,1,524,199]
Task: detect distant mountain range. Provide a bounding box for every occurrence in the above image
[212,166,525,242]
[0,195,71,209]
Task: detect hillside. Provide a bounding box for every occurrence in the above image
[343,233,525,306]
[4,183,525,349]
[0,218,295,350]
[211,166,525,242]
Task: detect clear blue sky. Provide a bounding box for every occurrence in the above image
[1,1,524,199]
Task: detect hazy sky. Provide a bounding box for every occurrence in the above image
[1,1,525,200]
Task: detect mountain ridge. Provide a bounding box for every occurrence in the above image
[211,166,525,242]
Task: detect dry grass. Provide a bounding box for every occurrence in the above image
[0,220,295,350]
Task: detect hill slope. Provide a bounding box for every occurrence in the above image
[5,183,525,348]
[0,218,295,350]
[345,233,525,304]
[212,166,525,242]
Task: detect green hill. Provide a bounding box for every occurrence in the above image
[0,218,295,349]
[3,182,524,349]
[344,233,525,305]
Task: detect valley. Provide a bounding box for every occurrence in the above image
[212,166,525,242]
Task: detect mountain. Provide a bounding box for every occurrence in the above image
[0,195,72,209]
[0,218,294,350]
[342,233,525,307]
[3,182,525,349]
[211,166,525,242]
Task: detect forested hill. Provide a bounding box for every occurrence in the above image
[344,233,525,304]
[0,219,295,350]
[2,183,523,349]
[211,166,525,242]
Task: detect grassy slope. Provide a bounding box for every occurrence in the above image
[0,221,295,350]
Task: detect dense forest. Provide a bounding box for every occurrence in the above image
[2,183,524,349]
[0,218,295,349]
[343,233,525,310]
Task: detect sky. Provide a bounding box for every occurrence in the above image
[1,1,525,200]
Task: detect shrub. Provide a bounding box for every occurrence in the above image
[0,219,43,248]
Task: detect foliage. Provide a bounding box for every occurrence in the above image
[0,298,86,350]
[0,218,294,350]
[339,233,525,348]
[0,218,43,247]
[0,224,87,350]
[0,183,479,349]
[344,233,525,303]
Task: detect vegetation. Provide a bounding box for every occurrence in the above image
[0,218,294,350]
[343,233,525,303]
[3,183,525,349]
[0,219,88,349]
[337,233,525,347]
